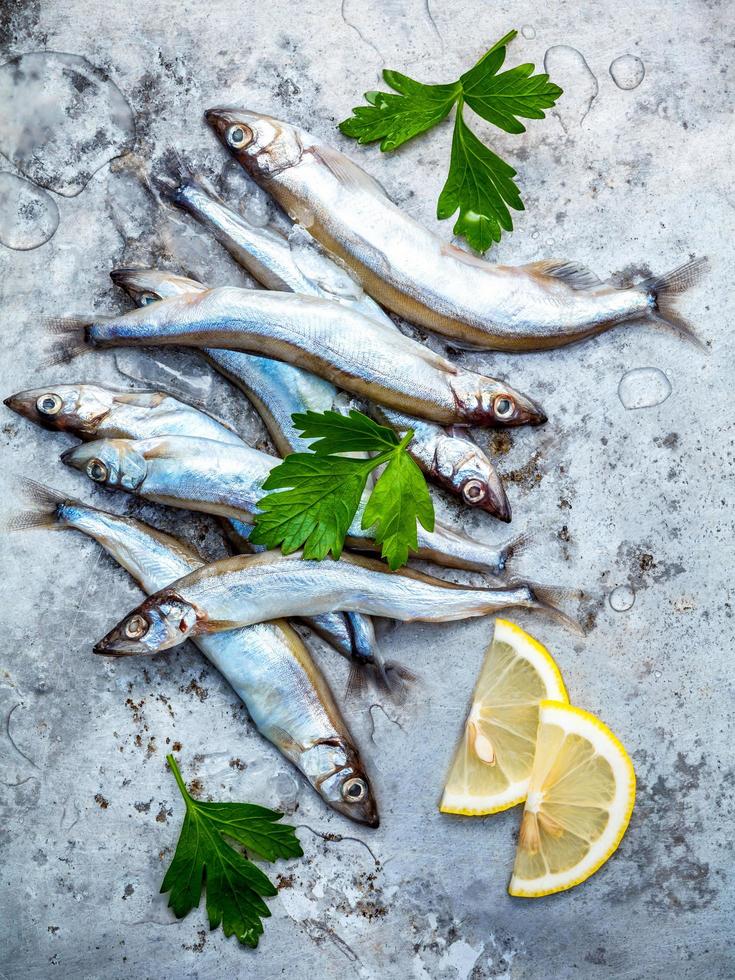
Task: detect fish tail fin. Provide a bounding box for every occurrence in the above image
[526,583,584,635]
[42,316,97,364]
[497,531,531,575]
[4,478,73,532]
[378,660,417,705]
[345,660,369,700]
[640,257,709,348]
[155,148,219,208]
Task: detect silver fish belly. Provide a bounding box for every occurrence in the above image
[205,109,704,350]
[19,490,378,825]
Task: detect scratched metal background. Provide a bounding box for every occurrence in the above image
[0,1,732,977]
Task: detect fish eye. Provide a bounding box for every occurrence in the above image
[124,614,149,639]
[86,458,108,482]
[139,292,158,306]
[462,479,486,504]
[341,777,368,802]
[226,124,251,149]
[493,395,515,420]
[36,393,63,416]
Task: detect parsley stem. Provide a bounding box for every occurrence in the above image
[166,753,190,803]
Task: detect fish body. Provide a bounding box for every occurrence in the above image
[61,434,517,577]
[93,549,573,656]
[160,179,510,518]
[14,485,378,825]
[205,109,705,350]
[81,287,546,428]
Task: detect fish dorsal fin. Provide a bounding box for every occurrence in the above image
[524,260,602,290]
[309,143,390,199]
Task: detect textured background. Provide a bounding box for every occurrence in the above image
[0,1,732,978]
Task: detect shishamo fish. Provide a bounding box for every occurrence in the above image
[94,549,578,656]
[156,171,511,518]
[3,381,387,688]
[206,109,707,350]
[59,433,522,576]
[55,288,546,427]
[3,383,242,444]
[8,481,379,826]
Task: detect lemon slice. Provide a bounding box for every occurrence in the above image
[440,619,568,815]
[509,701,636,898]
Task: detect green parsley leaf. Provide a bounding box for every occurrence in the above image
[250,453,375,560]
[251,409,435,568]
[437,107,523,252]
[338,29,562,252]
[339,74,460,151]
[160,755,302,948]
[460,44,562,135]
[292,408,399,455]
[361,447,435,569]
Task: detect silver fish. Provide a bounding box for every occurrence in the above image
[60,434,520,577]
[3,383,241,444]
[71,288,546,427]
[9,481,378,826]
[160,173,511,518]
[3,381,378,683]
[93,549,576,656]
[206,109,707,350]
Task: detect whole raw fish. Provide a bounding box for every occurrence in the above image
[93,549,577,656]
[59,433,520,576]
[3,381,385,687]
[206,109,706,350]
[8,481,379,826]
[157,174,511,518]
[3,383,241,444]
[60,288,546,427]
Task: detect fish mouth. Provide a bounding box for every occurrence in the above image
[204,106,239,141]
[3,393,25,415]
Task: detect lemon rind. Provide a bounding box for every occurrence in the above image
[508,701,636,898]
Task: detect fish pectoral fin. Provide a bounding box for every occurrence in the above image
[308,144,391,200]
[523,260,603,290]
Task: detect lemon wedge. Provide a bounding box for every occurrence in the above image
[509,701,636,898]
[440,619,568,815]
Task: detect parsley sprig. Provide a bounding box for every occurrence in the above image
[250,409,435,570]
[339,30,562,252]
[161,755,302,948]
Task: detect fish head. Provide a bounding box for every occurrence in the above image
[4,383,114,437]
[110,268,206,306]
[93,590,200,656]
[61,439,147,491]
[205,108,302,178]
[317,743,380,827]
[457,378,547,428]
[434,438,512,520]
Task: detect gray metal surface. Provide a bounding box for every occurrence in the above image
[0,1,731,977]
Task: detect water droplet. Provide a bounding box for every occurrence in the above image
[544,46,598,131]
[0,51,134,197]
[531,230,540,240]
[0,172,59,249]
[521,25,536,39]
[609,54,645,90]
[618,367,672,410]
[115,349,213,404]
[609,585,635,612]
